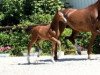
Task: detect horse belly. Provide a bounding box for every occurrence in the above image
[76,27,90,32]
[69,22,91,32]
[68,17,91,32]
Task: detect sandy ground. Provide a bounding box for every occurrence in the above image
[0,54,100,75]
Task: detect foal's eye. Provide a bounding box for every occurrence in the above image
[64,14,67,17]
[59,12,63,16]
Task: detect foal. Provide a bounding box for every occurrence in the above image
[27,10,67,63]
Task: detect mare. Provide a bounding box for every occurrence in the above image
[27,10,67,63]
[59,0,100,59]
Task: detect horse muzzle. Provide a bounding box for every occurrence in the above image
[63,17,67,23]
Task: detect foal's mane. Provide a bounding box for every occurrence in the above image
[50,11,60,31]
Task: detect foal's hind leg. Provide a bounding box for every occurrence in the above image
[35,41,41,57]
[27,35,37,64]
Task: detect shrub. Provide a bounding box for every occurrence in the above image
[0,30,28,56]
[76,32,91,48]
[1,0,24,26]
[93,36,100,54]
[29,14,53,24]
[0,0,64,26]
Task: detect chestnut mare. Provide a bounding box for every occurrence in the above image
[27,10,67,63]
[59,0,100,59]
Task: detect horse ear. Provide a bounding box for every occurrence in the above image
[57,7,61,12]
[61,8,65,11]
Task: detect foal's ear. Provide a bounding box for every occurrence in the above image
[57,7,61,12]
[61,8,65,11]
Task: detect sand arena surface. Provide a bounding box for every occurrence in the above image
[0,55,100,75]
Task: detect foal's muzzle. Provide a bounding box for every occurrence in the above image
[63,17,67,23]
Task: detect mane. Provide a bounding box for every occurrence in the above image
[50,12,59,31]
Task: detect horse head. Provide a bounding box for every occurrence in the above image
[56,9,67,23]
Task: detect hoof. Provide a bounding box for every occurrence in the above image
[51,58,55,63]
[54,56,58,60]
[88,55,91,59]
[27,60,31,64]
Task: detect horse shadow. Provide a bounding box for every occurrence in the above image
[57,58,87,62]
[57,57,100,62]
[17,58,98,65]
[14,56,100,65]
[18,59,54,65]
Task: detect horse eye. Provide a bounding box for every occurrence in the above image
[64,14,67,18]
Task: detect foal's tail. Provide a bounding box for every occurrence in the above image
[25,25,33,33]
[25,25,37,34]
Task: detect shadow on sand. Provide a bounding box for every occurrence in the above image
[18,59,53,65]
[17,57,99,65]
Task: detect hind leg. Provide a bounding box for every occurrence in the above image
[27,35,38,64]
[87,33,97,59]
[35,39,41,57]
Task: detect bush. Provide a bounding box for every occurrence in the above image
[1,0,24,26]
[76,32,91,48]
[0,0,63,26]
[0,30,28,56]
[29,14,53,24]
[93,36,100,54]
[24,0,63,15]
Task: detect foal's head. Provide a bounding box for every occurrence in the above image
[55,9,67,23]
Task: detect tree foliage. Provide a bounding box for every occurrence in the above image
[0,0,63,26]
[0,0,65,55]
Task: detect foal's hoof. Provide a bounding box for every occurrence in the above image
[88,55,91,60]
[27,60,31,64]
[54,56,58,60]
[51,59,55,63]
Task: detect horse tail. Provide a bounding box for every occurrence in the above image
[25,25,33,33]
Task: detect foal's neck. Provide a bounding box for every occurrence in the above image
[50,16,59,31]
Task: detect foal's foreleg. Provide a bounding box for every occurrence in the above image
[51,42,56,63]
[51,37,61,51]
[35,42,41,57]
[50,37,61,61]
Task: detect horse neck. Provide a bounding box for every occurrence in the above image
[50,16,59,31]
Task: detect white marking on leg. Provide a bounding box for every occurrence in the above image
[51,56,55,63]
[27,55,30,64]
[88,54,91,59]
